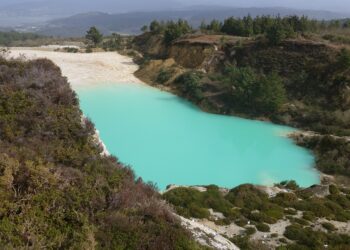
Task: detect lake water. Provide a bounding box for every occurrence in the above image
[76,83,319,190]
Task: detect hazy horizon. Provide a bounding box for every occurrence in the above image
[0,0,349,28]
[0,0,350,13]
[187,0,350,13]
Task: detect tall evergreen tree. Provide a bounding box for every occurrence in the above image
[85,26,103,47]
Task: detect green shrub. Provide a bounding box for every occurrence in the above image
[64,47,78,53]
[278,180,300,190]
[188,204,210,219]
[226,184,269,210]
[163,186,233,219]
[222,66,286,114]
[302,211,316,222]
[164,19,192,45]
[284,224,327,248]
[156,68,173,84]
[263,206,284,221]
[329,184,340,195]
[235,217,248,227]
[256,223,270,232]
[175,71,203,100]
[230,236,251,249]
[279,238,288,243]
[245,226,257,235]
[284,224,305,240]
[285,208,297,215]
[322,222,337,231]
[293,218,309,226]
[215,218,232,226]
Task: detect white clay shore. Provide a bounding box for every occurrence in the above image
[8,47,143,87]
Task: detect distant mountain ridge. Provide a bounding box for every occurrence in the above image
[33,8,350,37]
[0,0,182,26]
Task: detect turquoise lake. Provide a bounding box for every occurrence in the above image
[76,83,320,190]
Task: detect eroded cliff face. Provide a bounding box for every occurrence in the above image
[132,32,167,58]
[133,34,241,73]
[168,35,244,72]
[226,39,339,78]
[168,42,217,69]
[135,58,184,85]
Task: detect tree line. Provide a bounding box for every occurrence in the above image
[141,15,350,45]
[0,31,42,46]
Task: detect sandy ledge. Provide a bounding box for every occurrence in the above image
[8,47,143,87]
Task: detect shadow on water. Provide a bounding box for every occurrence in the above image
[155,95,200,111]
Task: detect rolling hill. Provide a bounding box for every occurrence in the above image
[34,8,350,37]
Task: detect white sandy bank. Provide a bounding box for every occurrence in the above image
[9,47,143,87]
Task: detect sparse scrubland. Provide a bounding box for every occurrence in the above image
[163,183,350,249]
[0,55,205,249]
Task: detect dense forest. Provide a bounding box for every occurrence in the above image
[0,55,203,249]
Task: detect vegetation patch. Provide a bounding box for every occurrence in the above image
[156,68,174,84]
[0,56,203,249]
